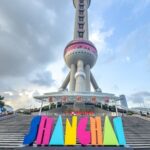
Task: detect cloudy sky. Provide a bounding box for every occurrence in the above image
[0,0,150,110]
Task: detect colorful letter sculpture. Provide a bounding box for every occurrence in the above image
[23,115,127,147]
[90,117,102,145]
[77,117,91,145]
[50,116,64,145]
[113,117,126,145]
[23,116,41,145]
[65,116,77,145]
[103,116,119,145]
[36,116,54,145]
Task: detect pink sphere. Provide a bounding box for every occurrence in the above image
[64,39,98,68]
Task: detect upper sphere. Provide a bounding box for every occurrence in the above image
[64,39,98,68]
[73,0,91,8]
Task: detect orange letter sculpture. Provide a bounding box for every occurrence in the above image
[90,117,103,145]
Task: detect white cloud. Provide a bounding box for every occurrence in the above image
[116,24,150,64]
[47,59,68,90]
[3,90,37,110]
[90,21,114,53]
[89,20,116,65]
[127,91,150,108]
[0,0,73,109]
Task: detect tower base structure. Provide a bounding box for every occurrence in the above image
[34,91,119,114]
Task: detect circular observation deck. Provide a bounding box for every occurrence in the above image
[64,39,98,68]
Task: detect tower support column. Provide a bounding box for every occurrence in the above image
[59,72,70,91]
[90,72,102,92]
[75,60,86,92]
[69,64,76,91]
[85,64,91,91]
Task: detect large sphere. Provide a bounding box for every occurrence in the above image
[64,39,98,68]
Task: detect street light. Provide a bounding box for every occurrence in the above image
[112,98,120,117]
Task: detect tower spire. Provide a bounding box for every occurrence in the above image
[73,0,91,40]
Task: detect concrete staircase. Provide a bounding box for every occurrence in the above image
[0,113,150,149]
[0,114,32,149]
[123,116,150,149]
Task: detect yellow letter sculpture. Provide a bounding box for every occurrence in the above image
[65,116,77,145]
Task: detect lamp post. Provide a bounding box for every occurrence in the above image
[39,100,44,116]
[112,98,120,117]
[115,101,118,116]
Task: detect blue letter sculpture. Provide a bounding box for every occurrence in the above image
[23,116,41,145]
[113,117,126,145]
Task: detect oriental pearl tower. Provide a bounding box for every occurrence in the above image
[60,0,101,93]
[34,0,119,112]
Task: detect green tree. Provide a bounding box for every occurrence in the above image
[51,103,56,109]
[0,96,5,108]
[0,96,4,100]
